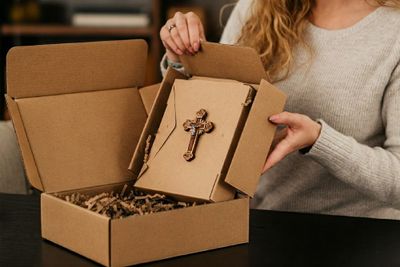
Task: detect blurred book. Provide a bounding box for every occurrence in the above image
[71,5,150,28]
[72,13,150,28]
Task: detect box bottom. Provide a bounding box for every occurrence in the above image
[41,182,249,266]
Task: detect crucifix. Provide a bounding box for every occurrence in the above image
[183,109,214,161]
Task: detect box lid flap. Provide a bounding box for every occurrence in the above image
[7,39,147,98]
[6,40,149,193]
[139,83,160,115]
[180,42,267,84]
[224,80,287,196]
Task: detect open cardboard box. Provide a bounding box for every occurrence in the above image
[5,40,286,266]
[132,42,287,203]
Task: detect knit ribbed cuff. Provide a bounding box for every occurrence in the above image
[307,119,354,169]
[160,54,185,77]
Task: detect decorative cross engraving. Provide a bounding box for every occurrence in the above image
[183,109,214,161]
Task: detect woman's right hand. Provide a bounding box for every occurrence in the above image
[160,12,206,63]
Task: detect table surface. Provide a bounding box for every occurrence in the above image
[1,193,400,267]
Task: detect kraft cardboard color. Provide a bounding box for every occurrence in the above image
[129,68,187,176]
[16,88,147,193]
[6,40,147,98]
[41,193,110,266]
[131,42,287,199]
[135,78,253,202]
[6,40,150,193]
[110,195,249,266]
[139,83,161,115]
[6,39,285,266]
[41,182,249,267]
[224,80,287,196]
[5,95,43,190]
[180,42,267,84]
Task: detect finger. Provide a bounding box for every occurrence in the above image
[160,26,175,50]
[269,111,301,127]
[169,27,187,54]
[161,40,175,55]
[163,19,184,55]
[174,12,193,53]
[161,26,183,55]
[262,139,294,173]
[186,12,201,51]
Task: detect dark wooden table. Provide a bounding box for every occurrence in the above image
[1,193,400,267]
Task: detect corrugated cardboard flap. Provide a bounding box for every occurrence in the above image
[5,95,43,190]
[6,40,149,193]
[180,42,267,84]
[7,39,147,98]
[129,67,187,176]
[225,80,287,197]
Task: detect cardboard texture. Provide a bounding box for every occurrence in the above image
[6,40,281,266]
[180,42,267,84]
[139,83,161,115]
[135,78,254,202]
[6,39,147,98]
[131,42,287,200]
[6,40,149,192]
[41,193,110,266]
[110,195,249,267]
[225,80,287,196]
[15,88,147,193]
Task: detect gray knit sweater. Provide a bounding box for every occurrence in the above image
[162,1,400,219]
[223,0,400,219]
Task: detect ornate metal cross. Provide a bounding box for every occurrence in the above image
[183,109,214,161]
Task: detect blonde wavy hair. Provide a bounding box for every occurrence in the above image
[237,0,400,82]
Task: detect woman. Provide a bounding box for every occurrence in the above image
[160,0,400,219]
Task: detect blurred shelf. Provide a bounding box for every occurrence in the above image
[0,24,154,37]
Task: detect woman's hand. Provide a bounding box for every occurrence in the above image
[262,112,322,173]
[160,12,206,63]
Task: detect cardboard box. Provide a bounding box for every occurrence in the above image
[134,78,256,202]
[131,42,286,199]
[6,40,286,266]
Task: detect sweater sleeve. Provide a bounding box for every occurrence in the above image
[160,54,186,78]
[307,62,400,207]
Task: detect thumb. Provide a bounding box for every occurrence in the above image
[269,112,299,127]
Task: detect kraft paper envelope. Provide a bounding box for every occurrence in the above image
[135,78,254,202]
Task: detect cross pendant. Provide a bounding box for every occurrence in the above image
[183,109,214,161]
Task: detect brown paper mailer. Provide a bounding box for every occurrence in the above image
[131,42,287,199]
[5,40,151,193]
[135,78,253,202]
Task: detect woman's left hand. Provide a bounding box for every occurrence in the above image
[262,112,322,173]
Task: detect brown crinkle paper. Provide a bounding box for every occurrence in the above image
[55,184,199,219]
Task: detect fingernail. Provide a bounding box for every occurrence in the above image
[193,41,199,51]
[176,49,183,55]
[269,115,278,122]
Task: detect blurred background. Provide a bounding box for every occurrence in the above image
[0,0,238,121]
